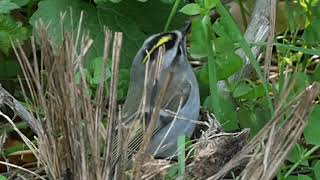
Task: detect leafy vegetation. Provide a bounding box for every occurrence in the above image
[0,0,320,179]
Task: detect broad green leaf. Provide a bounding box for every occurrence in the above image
[198,64,209,84]
[179,3,201,16]
[110,0,122,3]
[117,68,130,101]
[190,18,207,58]
[302,19,320,44]
[0,15,28,55]
[89,57,112,85]
[75,69,90,85]
[233,83,266,99]
[204,0,218,9]
[29,0,146,67]
[166,164,179,179]
[197,53,243,83]
[304,105,320,145]
[94,0,109,3]
[0,175,6,180]
[215,36,234,53]
[0,60,21,79]
[298,175,313,180]
[204,94,239,131]
[286,175,313,180]
[287,144,309,166]
[238,103,270,137]
[241,84,265,99]
[161,0,176,4]
[96,0,187,35]
[11,0,30,7]
[215,53,243,80]
[314,160,320,180]
[233,81,252,98]
[0,0,19,14]
[212,17,238,43]
[292,72,310,94]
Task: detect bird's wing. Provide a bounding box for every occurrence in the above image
[159,79,191,125]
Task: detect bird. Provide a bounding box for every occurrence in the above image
[120,25,200,159]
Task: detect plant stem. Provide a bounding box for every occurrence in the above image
[284,145,320,178]
[164,0,182,32]
[202,15,221,121]
[216,1,274,116]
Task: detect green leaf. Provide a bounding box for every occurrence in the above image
[215,52,243,80]
[0,15,28,55]
[286,175,313,180]
[314,160,320,180]
[11,0,30,7]
[292,72,310,95]
[287,144,309,166]
[0,175,7,180]
[75,69,90,85]
[311,64,320,82]
[117,68,130,101]
[238,103,270,137]
[198,64,209,85]
[96,0,187,35]
[0,0,19,14]
[29,0,146,67]
[215,36,234,53]
[298,175,313,180]
[190,18,207,58]
[304,105,320,145]
[110,0,122,2]
[0,60,21,79]
[233,82,266,99]
[179,3,201,16]
[204,94,239,131]
[204,0,218,9]
[197,52,243,84]
[30,0,186,67]
[161,0,176,4]
[166,164,179,179]
[302,19,320,44]
[89,57,112,85]
[233,81,252,98]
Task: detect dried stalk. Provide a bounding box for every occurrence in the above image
[103,32,123,180]
[208,82,320,180]
[132,47,172,180]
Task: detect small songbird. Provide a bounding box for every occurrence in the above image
[120,25,200,159]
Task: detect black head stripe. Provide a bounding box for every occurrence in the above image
[142,32,178,63]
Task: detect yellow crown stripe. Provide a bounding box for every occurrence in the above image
[142,35,172,63]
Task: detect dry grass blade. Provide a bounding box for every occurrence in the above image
[207,82,320,180]
[0,111,43,179]
[10,16,124,179]
[103,32,123,180]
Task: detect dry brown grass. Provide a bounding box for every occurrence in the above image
[0,0,319,179]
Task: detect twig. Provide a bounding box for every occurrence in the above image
[0,161,45,180]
